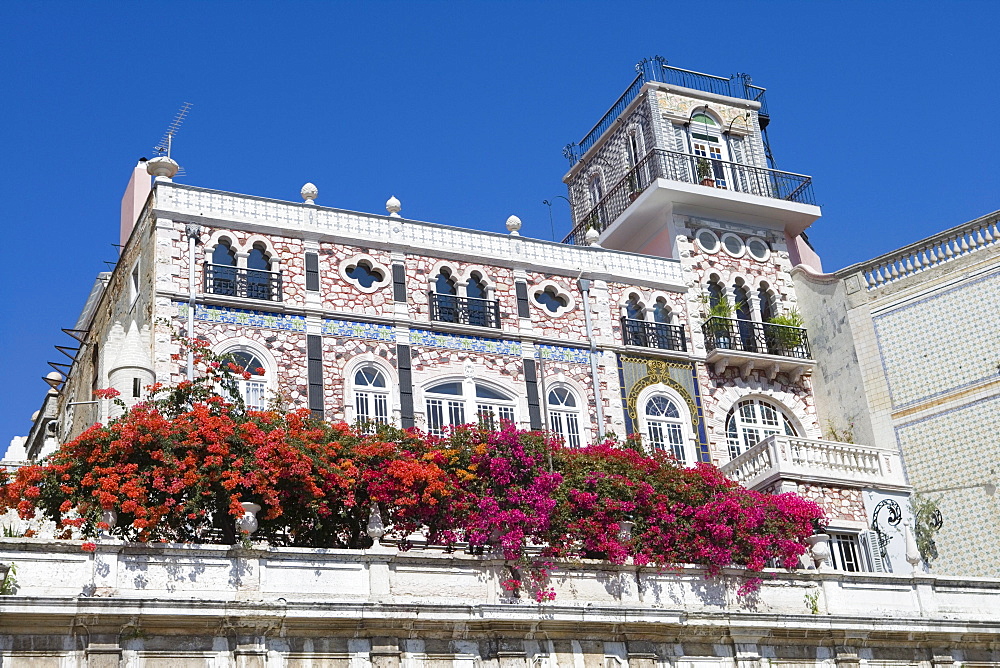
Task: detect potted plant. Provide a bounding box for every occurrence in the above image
[766,309,805,353]
[696,158,714,187]
[702,296,736,349]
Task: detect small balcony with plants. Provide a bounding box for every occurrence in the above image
[700,300,814,381]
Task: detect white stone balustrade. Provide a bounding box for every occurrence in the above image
[0,539,996,622]
[154,183,686,290]
[850,213,1000,291]
[720,435,909,491]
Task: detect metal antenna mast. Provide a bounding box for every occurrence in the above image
[153,102,193,174]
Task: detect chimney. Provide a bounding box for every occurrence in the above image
[120,159,152,247]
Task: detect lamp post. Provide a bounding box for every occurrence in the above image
[542,195,571,242]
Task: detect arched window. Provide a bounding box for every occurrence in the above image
[690,111,729,189]
[652,297,671,324]
[246,242,273,300]
[211,240,238,296]
[224,350,268,410]
[707,277,725,309]
[624,294,645,320]
[434,269,457,295]
[643,395,688,463]
[354,366,389,426]
[725,398,798,460]
[424,381,516,436]
[547,387,581,448]
[432,269,459,323]
[625,129,643,168]
[425,381,465,436]
[758,282,775,321]
[588,172,605,206]
[466,272,491,327]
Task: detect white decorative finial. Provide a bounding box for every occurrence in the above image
[506,215,522,236]
[300,182,318,205]
[146,156,180,181]
[386,196,401,218]
[585,227,601,247]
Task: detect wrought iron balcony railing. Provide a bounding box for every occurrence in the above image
[429,292,501,329]
[204,264,283,302]
[621,318,687,352]
[564,57,768,165]
[701,317,812,360]
[563,149,814,245]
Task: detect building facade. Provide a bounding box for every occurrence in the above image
[16,59,919,581]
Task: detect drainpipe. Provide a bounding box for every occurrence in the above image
[185,223,201,379]
[577,278,606,439]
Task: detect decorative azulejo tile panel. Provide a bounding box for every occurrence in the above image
[873,270,1000,410]
[175,301,307,332]
[409,329,522,357]
[323,319,395,342]
[536,344,591,365]
[894,391,1000,577]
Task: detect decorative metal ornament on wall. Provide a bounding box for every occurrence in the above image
[871,499,902,561]
[622,356,698,426]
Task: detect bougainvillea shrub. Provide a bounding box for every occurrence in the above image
[0,340,823,598]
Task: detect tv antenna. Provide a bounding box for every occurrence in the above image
[153,102,193,175]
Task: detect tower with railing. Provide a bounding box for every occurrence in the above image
[561,56,820,259]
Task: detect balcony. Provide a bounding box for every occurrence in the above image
[563,149,816,245]
[429,293,501,329]
[620,318,687,352]
[720,435,910,492]
[204,264,282,302]
[701,317,813,380]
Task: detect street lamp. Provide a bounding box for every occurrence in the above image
[542,195,571,242]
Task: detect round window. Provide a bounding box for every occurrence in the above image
[695,229,720,253]
[721,233,745,258]
[746,237,770,262]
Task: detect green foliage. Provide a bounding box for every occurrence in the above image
[912,494,942,565]
[766,309,805,349]
[0,563,17,595]
[824,419,856,444]
[1,525,24,538]
[696,158,713,181]
[804,589,820,614]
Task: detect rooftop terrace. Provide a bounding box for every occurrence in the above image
[563,56,770,166]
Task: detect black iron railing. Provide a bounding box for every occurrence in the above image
[701,317,812,360]
[429,292,501,329]
[563,148,814,245]
[621,318,687,352]
[564,57,769,165]
[204,264,283,302]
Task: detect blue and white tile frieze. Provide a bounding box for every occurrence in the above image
[409,329,523,356]
[323,319,396,342]
[535,344,591,365]
[175,301,307,332]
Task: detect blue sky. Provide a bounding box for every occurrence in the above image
[2,1,998,445]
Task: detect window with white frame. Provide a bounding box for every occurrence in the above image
[224,350,268,410]
[424,381,517,436]
[547,387,581,448]
[724,398,798,460]
[643,394,688,462]
[690,112,728,189]
[353,366,390,426]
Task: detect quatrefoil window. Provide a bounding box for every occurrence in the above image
[531,281,574,316]
[339,254,391,293]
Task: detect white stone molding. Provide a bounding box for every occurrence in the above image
[154,184,685,290]
[745,236,771,262]
[461,265,496,299]
[619,289,648,319]
[339,253,392,294]
[634,382,698,466]
[342,353,400,425]
[530,280,575,317]
[244,234,281,269]
[693,228,721,255]
[720,232,747,259]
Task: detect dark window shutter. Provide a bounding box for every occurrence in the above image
[305,253,320,291]
[392,263,407,303]
[397,344,414,428]
[307,335,323,419]
[515,281,530,318]
[524,359,542,430]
